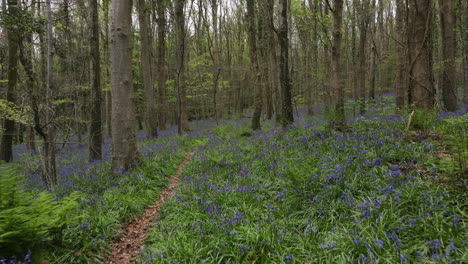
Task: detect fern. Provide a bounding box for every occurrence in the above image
[0,164,81,256]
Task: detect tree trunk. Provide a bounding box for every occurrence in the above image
[89,0,102,161]
[409,0,435,109]
[279,0,294,127]
[0,0,19,162]
[19,1,38,154]
[247,0,262,130]
[44,0,57,187]
[104,0,112,137]
[464,0,468,105]
[138,0,158,137]
[438,0,458,111]
[331,0,345,122]
[110,0,141,173]
[357,1,369,114]
[395,0,407,109]
[156,0,167,130]
[174,0,189,133]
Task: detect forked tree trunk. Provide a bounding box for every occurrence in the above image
[110,0,141,173]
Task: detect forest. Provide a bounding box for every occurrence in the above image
[0,0,467,263]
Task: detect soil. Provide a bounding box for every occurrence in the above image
[106,149,197,264]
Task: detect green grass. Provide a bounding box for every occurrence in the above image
[141,118,467,263]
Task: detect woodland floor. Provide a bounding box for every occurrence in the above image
[2,98,467,263]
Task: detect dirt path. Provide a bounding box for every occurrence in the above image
[106,149,197,264]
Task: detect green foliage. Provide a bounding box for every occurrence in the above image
[0,164,80,256]
[0,8,45,34]
[438,114,468,174]
[214,123,252,140]
[407,106,439,131]
[0,99,33,125]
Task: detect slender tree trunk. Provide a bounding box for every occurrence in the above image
[174,0,189,133]
[19,1,37,154]
[331,0,345,122]
[104,0,112,137]
[138,0,158,137]
[110,0,141,173]
[463,0,468,105]
[89,0,102,161]
[156,0,167,130]
[44,0,57,187]
[438,0,458,111]
[409,0,435,109]
[279,0,294,127]
[0,0,19,162]
[369,43,376,100]
[357,1,369,114]
[395,0,407,109]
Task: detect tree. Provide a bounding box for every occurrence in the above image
[174,0,189,133]
[137,0,158,137]
[408,0,435,108]
[438,0,458,111]
[394,0,407,109]
[0,0,19,162]
[43,0,58,187]
[156,0,167,130]
[110,0,141,173]
[331,0,345,122]
[279,0,294,127]
[464,0,468,105]
[357,0,370,114]
[89,0,102,161]
[247,0,262,130]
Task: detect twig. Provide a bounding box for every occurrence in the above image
[405,110,415,133]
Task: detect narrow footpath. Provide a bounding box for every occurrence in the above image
[106,149,197,264]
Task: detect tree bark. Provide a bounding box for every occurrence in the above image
[247,0,262,130]
[156,0,167,130]
[138,0,159,137]
[89,0,102,161]
[104,0,112,137]
[174,0,189,133]
[110,0,141,173]
[279,0,294,127]
[331,0,345,122]
[438,0,458,111]
[0,0,19,162]
[357,0,370,114]
[44,0,57,187]
[408,0,435,109]
[464,0,468,105]
[395,0,407,109]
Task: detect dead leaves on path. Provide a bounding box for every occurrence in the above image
[106,150,197,264]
